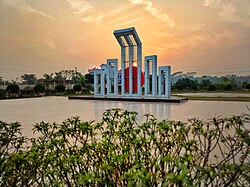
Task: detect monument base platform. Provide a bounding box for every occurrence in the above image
[68,96,188,103]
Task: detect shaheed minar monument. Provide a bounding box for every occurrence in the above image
[69,27,186,102]
[93,27,171,100]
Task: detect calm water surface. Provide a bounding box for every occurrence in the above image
[0,96,249,137]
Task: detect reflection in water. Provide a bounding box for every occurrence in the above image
[0,96,249,137]
[93,101,171,122]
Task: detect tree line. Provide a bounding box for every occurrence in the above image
[171,76,250,91]
[1,71,250,99]
[0,71,94,99]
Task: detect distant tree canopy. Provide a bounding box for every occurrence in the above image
[55,84,65,93]
[213,78,237,91]
[42,73,53,80]
[173,78,198,90]
[21,74,37,85]
[245,83,250,90]
[84,73,94,85]
[208,84,217,91]
[34,84,45,94]
[171,76,242,91]
[6,84,20,94]
[74,75,85,87]
[199,79,212,90]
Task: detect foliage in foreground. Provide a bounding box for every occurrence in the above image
[1,109,250,186]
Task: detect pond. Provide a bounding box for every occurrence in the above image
[0,96,249,137]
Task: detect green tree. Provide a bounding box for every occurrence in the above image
[199,79,212,90]
[84,73,94,85]
[208,84,217,91]
[0,77,4,86]
[34,84,45,94]
[224,84,233,91]
[43,73,53,80]
[174,78,198,90]
[214,81,236,91]
[21,74,37,85]
[6,84,19,97]
[55,84,65,93]
[245,83,250,90]
[0,89,6,99]
[20,87,34,97]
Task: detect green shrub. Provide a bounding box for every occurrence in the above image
[6,84,20,97]
[1,109,250,186]
[224,84,233,91]
[246,83,250,90]
[73,84,82,92]
[66,89,75,95]
[208,84,217,91]
[20,89,34,97]
[6,84,19,93]
[0,89,6,99]
[55,84,65,93]
[34,84,45,94]
[45,89,56,95]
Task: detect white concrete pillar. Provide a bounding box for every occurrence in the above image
[137,45,142,97]
[125,35,135,97]
[145,55,157,98]
[121,47,126,97]
[94,69,105,97]
[127,37,134,96]
[106,59,118,97]
[158,66,171,98]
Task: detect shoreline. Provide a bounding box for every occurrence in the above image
[179,96,250,102]
[1,93,250,102]
[172,92,250,102]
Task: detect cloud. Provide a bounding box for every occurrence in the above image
[0,0,55,20]
[80,15,103,25]
[66,0,103,24]
[203,0,240,23]
[188,24,206,32]
[128,0,175,28]
[193,30,240,46]
[105,5,134,17]
[203,0,221,7]
[43,38,56,50]
[112,17,142,28]
[155,29,241,57]
[219,3,240,22]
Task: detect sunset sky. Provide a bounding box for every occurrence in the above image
[1,0,250,80]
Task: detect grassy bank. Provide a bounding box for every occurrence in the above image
[172,91,250,102]
[182,96,250,102]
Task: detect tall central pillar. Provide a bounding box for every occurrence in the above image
[114,27,142,97]
[125,35,134,95]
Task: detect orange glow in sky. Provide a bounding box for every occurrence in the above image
[0,0,250,79]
